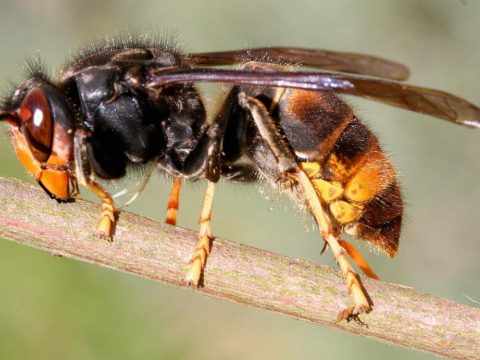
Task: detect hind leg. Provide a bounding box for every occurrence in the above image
[238,93,372,319]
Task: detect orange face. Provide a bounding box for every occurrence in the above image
[4,87,74,202]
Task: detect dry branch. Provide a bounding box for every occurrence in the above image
[0,176,478,358]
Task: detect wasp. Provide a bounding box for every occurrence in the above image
[1,38,479,321]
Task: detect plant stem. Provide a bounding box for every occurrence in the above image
[0,176,478,359]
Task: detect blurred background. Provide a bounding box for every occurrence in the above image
[0,0,479,359]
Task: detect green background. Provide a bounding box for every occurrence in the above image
[0,0,479,359]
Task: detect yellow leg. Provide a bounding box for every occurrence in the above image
[184,181,216,286]
[293,169,372,320]
[86,181,116,240]
[73,129,116,240]
[165,177,183,226]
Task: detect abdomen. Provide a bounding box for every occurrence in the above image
[219,74,403,256]
[278,89,403,256]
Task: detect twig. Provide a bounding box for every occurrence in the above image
[0,176,478,359]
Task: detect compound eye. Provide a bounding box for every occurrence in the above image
[18,87,53,162]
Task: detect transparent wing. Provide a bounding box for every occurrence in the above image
[146,67,480,128]
[189,47,410,80]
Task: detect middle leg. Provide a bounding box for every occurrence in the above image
[184,180,216,286]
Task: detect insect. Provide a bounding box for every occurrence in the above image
[1,38,479,321]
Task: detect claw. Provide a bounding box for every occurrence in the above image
[336,307,370,327]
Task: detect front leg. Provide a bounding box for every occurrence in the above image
[74,129,117,240]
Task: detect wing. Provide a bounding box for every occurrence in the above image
[145,68,480,128]
[188,47,410,81]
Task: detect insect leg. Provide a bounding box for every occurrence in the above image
[165,177,183,225]
[295,170,372,320]
[238,93,372,319]
[237,93,298,173]
[181,108,226,285]
[184,180,216,286]
[73,129,117,240]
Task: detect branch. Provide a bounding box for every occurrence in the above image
[0,176,478,359]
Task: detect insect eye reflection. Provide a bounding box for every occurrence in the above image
[18,87,53,162]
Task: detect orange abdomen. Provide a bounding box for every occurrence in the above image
[279,89,403,256]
